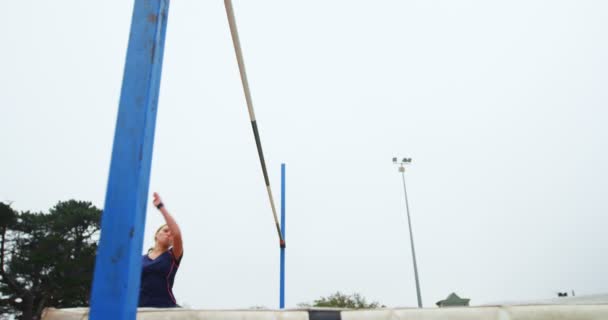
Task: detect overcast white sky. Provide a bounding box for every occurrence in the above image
[1,0,607,310]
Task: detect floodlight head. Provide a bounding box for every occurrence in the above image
[392,157,398,163]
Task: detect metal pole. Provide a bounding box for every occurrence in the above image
[90,0,170,318]
[400,167,423,308]
[280,163,286,308]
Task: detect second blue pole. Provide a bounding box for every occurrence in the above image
[280,163,286,309]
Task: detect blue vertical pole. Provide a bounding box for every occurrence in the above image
[89,1,170,319]
[280,163,286,309]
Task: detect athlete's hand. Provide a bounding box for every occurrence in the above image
[153,192,163,209]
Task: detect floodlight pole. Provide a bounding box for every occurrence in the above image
[393,157,423,308]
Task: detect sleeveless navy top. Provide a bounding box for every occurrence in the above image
[139,248,182,308]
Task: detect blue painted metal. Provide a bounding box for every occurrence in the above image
[89,1,170,319]
[280,163,286,309]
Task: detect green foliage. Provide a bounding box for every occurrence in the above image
[0,200,101,320]
[0,202,16,227]
[301,292,382,309]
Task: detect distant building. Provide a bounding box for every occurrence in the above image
[480,293,608,306]
[436,293,470,307]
